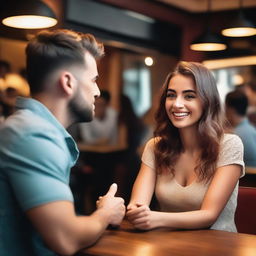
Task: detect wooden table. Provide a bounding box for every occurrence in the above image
[78,221,256,256]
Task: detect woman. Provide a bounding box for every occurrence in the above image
[126,61,244,232]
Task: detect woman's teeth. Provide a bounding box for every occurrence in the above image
[173,112,189,117]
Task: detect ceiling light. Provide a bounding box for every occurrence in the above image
[190,32,227,51]
[203,56,256,69]
[221,13,256,37]
[221,0,256,37]
[190,0,227,52]
[2,0,57,29]
[144,57,153,66]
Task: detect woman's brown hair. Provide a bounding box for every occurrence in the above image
[154,61,224,182]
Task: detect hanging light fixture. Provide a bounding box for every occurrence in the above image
[190,31,227,51]
[221,0,256,37]
[2,0,57,29]
[190,0,227,51]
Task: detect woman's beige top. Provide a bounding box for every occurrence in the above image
[141,134,245,232]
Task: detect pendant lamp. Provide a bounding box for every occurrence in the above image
[190,0,227,51]
[190,31,227,51]
[221,0,256,37]
[2,0,57,29]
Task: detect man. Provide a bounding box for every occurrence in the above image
[0,29,125,256]
[225,90,256,167]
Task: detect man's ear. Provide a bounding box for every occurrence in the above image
[59,71,76,96]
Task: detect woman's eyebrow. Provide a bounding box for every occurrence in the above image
[167,89,176,92]
[167,89,196,94]
[183,89,196,93]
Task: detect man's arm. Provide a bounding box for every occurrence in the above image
[27,183,125,256]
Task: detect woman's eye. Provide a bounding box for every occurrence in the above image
[185,94,196,99]
[167,93,176,98]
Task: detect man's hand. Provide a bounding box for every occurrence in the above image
[96,183,125,226]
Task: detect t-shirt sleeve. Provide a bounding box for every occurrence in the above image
[217,134,245,177]
[141,138,156,169]
[4,131,74,211]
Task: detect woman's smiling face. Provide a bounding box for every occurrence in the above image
[165,74,203,130]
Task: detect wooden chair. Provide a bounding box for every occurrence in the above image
[235,186,256,235]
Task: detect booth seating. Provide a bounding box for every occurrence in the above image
[235,186,256,235]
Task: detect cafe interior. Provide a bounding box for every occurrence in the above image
[0,1,256,255]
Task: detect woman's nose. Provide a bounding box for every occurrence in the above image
[173,97,184,108]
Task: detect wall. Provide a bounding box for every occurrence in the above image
[0,37,26,73]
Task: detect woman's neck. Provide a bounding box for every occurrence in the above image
[179,126,201,154]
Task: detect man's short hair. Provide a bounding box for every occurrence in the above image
[225,90,248,116]
[26,29,104,95]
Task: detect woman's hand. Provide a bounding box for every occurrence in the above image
[126,203,139,211]
[126,203,160,230]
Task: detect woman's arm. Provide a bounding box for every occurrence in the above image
[127,163,156,210]
[127,164,241,230]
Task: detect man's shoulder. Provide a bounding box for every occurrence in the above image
[0,109,60,150]
[2,109,57,135]
[0,109,73,173]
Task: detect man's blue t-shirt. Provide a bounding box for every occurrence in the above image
[0,97,79,256]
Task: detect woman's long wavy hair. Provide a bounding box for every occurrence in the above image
[154,61,224,182]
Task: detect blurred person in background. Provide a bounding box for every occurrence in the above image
[0,60,30,119]
[72,90,120,214]
[4,72,30,97]
[0,60,11,121]
[79,89,118,146]
[225,90,256,167]
[0,29,125,256]
[0,91,4,123]
[0,60,11,82]
[114,94,148,202]
[244,81,256,127]
[0,87,5,122]
[2,87,19,116]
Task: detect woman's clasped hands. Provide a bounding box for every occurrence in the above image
[126,203,161,230]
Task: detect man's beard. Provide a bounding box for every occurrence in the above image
[68,87,93,124]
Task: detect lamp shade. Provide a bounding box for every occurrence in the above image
[2,0,57,29]
[190,31,227,51]
[221,12,256,37]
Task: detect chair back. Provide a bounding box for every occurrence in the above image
[235,186,256,235]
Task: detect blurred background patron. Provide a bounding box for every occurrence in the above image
[225,90,256,167]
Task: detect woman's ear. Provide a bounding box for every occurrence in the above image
[59,71,76,96]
